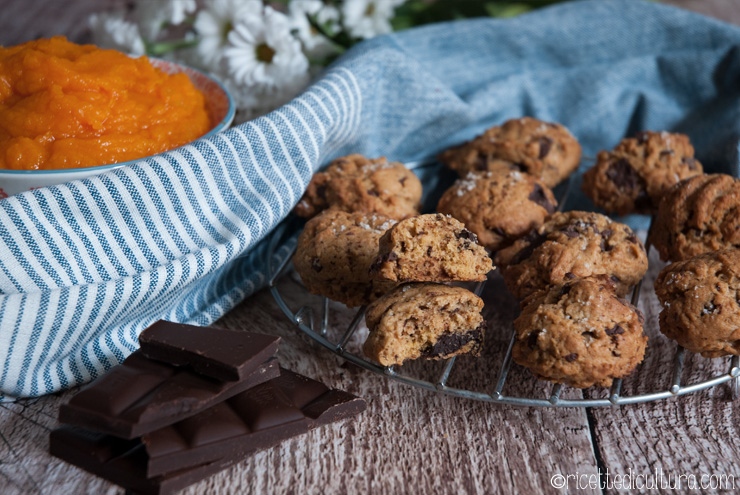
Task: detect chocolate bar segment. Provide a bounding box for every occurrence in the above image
[139,320,280,382]
[50,369,366,495]
[59,353,280,439]
[141,369,357,476]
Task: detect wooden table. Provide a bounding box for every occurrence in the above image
[2,2,739,494]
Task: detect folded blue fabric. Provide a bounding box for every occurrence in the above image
[1,0,739,399]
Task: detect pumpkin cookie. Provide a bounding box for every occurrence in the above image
[294,154,422,220]
[494,211,648,300]
[370,213,493,283]
[436,169,557,251]
[654,249,740,358]
[513,276,647,388]
[292,209,397,307]
[582,131,703,215]
[438,117,582,187]
[363,283,485,366]
[650,174,740,262]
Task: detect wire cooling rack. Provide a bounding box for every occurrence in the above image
[268,162,740,407]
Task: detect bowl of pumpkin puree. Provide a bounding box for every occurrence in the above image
[0,36,235,198]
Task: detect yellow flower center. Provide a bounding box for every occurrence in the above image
[256,43,276,63]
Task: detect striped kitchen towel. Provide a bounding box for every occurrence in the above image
[2,0,740,399]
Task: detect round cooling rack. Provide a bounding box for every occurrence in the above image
[267,161,740,407]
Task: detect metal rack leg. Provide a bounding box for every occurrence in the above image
[730,356,739,401]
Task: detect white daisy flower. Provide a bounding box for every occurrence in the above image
[134,0,198,40]
[341,0,405,40]
[192,0,261,73]
[88,12,146,56]
[223,5,309,113]
[288,0,341,60]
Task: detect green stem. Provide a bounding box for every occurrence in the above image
[145,38,199,57]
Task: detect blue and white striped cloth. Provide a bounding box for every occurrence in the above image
[2,0,740,399]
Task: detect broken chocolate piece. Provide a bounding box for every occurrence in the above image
[421,324,485,358]
[456,228,479,243]
[311,257,323,272]
[528,184,556,213]
[538,137,553,158]
[509,230,548,266]
[561,225,580,238]
[139,320,280,382]
[605,325,625,336]
[606,158,643,193]
[59,322,281,438]
[58,353,280,439]
[526,330,542,349]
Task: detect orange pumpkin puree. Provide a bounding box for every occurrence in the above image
[0,36,211,170]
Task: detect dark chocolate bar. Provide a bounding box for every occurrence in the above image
[50,369,366,495]
[142,368,366,477]
[139,320,280,381]
[59,353,280,439]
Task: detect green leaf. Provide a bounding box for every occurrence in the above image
[307,13,354,51]
[145,38,198,57]
[484,3,534,18]
[389,0,573,29]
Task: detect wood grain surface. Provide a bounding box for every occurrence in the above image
[1,1,739,494]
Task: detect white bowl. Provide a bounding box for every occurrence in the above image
[0,59,235,198]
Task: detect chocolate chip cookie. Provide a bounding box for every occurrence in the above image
[363,282,486,366]
[436,170,557,251]
[494,211,648,300]
[650,174,740,262]
[513,276,647,388]
[292,209,397,307]
[370,213,493,283]
[438,117,582,187]
[582,131,703,215]
[654,249,740,358]
[294,154,422,220]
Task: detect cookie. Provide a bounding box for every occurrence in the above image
[294,154,422,220]
[370,213,493,283]
[292,209,397,307]
[436,170,557,251]
[654,249,740,358]
[363,282,486,366]
[513,276,647,388]
[438,117,582,187]
[494,211,648,300]
[650,174,740,262]
[582,131,703,215]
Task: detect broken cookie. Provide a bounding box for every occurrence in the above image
[363,283,486,367]
[370,213,493,283]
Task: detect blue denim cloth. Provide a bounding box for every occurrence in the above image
[1,0,739,398]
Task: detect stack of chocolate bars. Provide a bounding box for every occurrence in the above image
[50,320,366,494]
